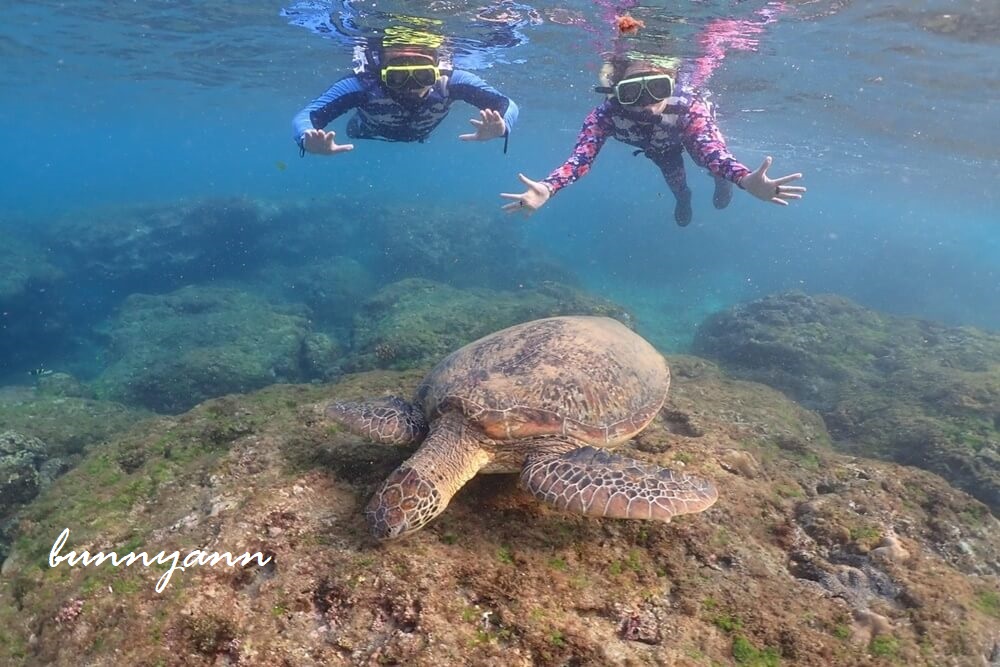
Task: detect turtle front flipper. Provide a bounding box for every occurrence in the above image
[520,445,718,522]
[325,397,429,445]
[366,412,491,540]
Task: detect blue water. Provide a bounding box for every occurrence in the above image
[1,0,998,381]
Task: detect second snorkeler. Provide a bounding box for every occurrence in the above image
[501,55,805,225]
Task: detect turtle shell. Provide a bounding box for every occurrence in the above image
[414,316,669,445]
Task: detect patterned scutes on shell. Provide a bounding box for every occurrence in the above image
[414,316,669,445]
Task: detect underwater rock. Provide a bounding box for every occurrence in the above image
[254,256,376,328]
[850,609,892,645]
[0,361,997,665]
[46,198,275,291]
[0,236,68,374]
[0,386,142,457]
[0,237,63,306]
[719,449,759,479]
[362,202,575,289]
[34,372,94,399]
[870,533,911,564]
[93,286,340,413]
[0,429,66,560]
[694,291,1000,512]
[0,363,997,665]
[344,278,635,372]
[0,430,47,510]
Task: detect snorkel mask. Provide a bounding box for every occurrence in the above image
[380,60,441,90]
[378,24,445,93]
[595,73,674,106]
[595,52,680,106]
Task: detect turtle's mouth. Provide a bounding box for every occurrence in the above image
[365,506,408,540]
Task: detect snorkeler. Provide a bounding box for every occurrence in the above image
[293,27,519,156]
[501,55,804,225]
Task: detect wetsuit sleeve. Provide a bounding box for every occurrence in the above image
[541,102,614,195]
[447,70,519,133]
[679,95,751,184]
[292,75,367,148]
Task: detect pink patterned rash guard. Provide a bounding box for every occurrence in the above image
[542,96,751,196]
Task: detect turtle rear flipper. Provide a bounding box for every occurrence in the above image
[325,397,429,445]
[520,445,718,522]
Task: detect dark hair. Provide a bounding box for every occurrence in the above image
[607,55,674,84]
[372,37,439,62]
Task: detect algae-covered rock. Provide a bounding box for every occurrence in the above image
[0,386,142,457]
[0,235,68,373]
[0,363,997,666]
[0,237,63,306]
[693,291,1000,511]
[363,203,575,289]
[93,286,340,413]
[0,430,47,510]
[35,372,94,399]
[45,198,275,290]
[255,256,376,328]
[345,278,634,371]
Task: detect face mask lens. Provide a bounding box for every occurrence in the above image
[384,69,410,88]
[647,76,673,99]
[412,67,437,87]
[616,80,643,105]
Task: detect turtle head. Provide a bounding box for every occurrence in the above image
[364,466,444,540]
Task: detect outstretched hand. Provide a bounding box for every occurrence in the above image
[460,109,506,141]
[738,156,806,205]
[500,173,551,216]
[301,129,354,155]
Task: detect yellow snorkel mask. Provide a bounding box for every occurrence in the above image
[378,23,446,90]
[381,63,441,89]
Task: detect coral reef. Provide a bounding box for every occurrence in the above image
[694,292,1000,512]
[93,286,339,413]
[0,363,996,665]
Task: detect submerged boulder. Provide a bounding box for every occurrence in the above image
[46,198,275,290]
[362,202,575,289]
[693,291,1000,511]
[253,256,376,329]
[93,286,339,413]
[0,430,48,511]
[0,385,142,457]
[344,278,635,372]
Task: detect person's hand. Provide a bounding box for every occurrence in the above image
[500,173,551,216]
[460,109,506,142]
[301,129,354,155]
[738,156,806,205]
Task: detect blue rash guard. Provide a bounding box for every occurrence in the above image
[292,69,519,148]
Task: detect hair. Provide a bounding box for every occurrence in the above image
[606,55,676,84]
[374,37,439,62]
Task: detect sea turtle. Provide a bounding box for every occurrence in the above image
[325,316,718,539]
